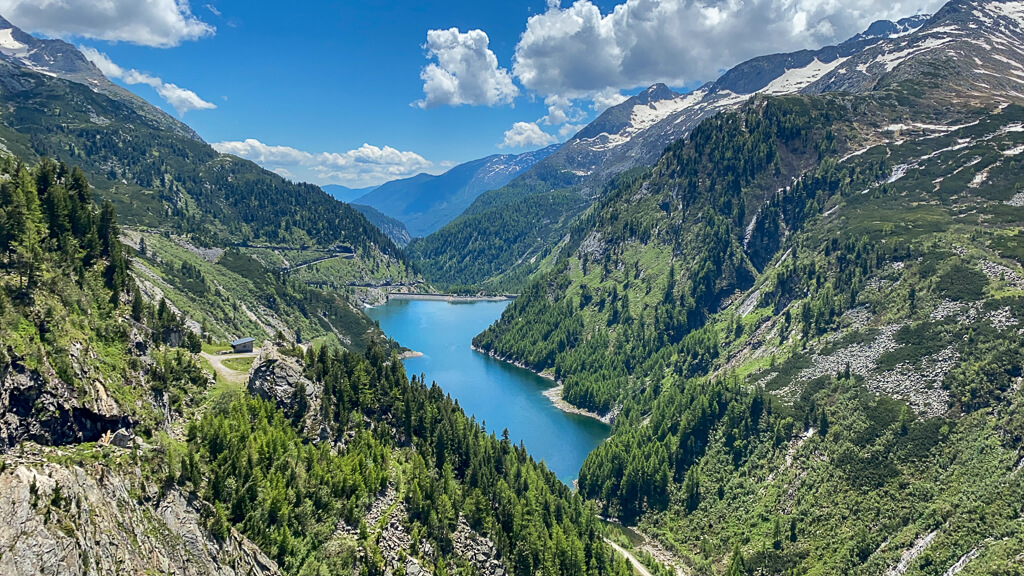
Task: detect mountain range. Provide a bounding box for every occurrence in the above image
[352,145,559,238]
[0,16,622,576]
[322,184,378,203]
[409,4,1012,289]
[3,1,1024,575]
[0,15,415,343]
[469,0,1024,573]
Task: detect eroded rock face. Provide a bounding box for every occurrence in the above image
[0,354,126,453]
[247,349,324,439]
[333,485,509,576]
[0,460,280,576]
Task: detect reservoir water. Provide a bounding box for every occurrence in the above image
[366,299,609,484]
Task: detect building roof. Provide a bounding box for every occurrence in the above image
[230,337,255,346]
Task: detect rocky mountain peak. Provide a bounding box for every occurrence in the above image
[632,83,681,106]
[517,0,1024,191]
[0,13,204,141]
[0,14,101,81]
[844,14,933,44]
[805,0,1024,99]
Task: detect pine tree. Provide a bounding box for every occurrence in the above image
[683,466,700,512]
[131,289,146,322]
[725,545,745,576]
[9,168,46,291]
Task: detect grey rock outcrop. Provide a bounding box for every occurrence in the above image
[453,518,506,576]
[247,348,324,438]
[0,353,127,453]
[109,428,134,448]
[0,460,280,576]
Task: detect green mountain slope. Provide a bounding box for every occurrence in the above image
[0,58,406,260]
[428,4,1024,566]
[409,0,1024,295]
[0,158,633,576]
[472,67,1024,576]
[406,163,586,291]
[0,25,418,343]
[352,203,413,247]
[354,145,558,238]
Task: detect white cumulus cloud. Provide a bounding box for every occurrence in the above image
[500,122,558,149]
[415,28,519,108]
[211,139,436,188]
[591,89,628,113]
[0,0,214,48]
[154,83,218,116]
[513,0,943,97]
[541,94,587,126]
[81,47,216,116]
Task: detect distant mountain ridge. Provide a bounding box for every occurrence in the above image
[548,0,1022,185]
[322,184,378,203]
[843,14,932,44]
[354,145,559,237]
[544,12,937,187]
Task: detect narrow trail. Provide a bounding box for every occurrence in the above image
[605,539,654,576]
[285,253,355,272]
[200,352,257,385]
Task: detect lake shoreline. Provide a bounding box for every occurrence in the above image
[387,293,515,303]
[369,299,610,484]
[471,345,614,425]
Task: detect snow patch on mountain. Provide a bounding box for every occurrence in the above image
[874,36,957,72]
[586,89,709,151]
[845,14,932,44]
[563,12,952,162]
[0,28,28,55]
[759,57,850,95]
[515,1,1024,201]
[986,1,1024,25]
[631,90,707,132]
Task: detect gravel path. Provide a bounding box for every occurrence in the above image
[604,539,654,576]
[200,352,257,385]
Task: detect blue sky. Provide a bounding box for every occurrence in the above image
[88,2,577,161]
[1,0,941,187]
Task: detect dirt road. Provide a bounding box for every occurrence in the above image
[200,352,257,385]
[605,539,654,576]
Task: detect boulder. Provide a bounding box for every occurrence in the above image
[247,351,324,439]
[110,428,134,448]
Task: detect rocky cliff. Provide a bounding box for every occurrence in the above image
[0,344,134,453]
[0,445,280,576]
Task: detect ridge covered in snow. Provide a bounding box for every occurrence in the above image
[527,0,1024,190]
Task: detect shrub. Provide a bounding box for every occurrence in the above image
[935,262,987,301]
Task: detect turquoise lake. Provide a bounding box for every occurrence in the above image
[365,299,609,484]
